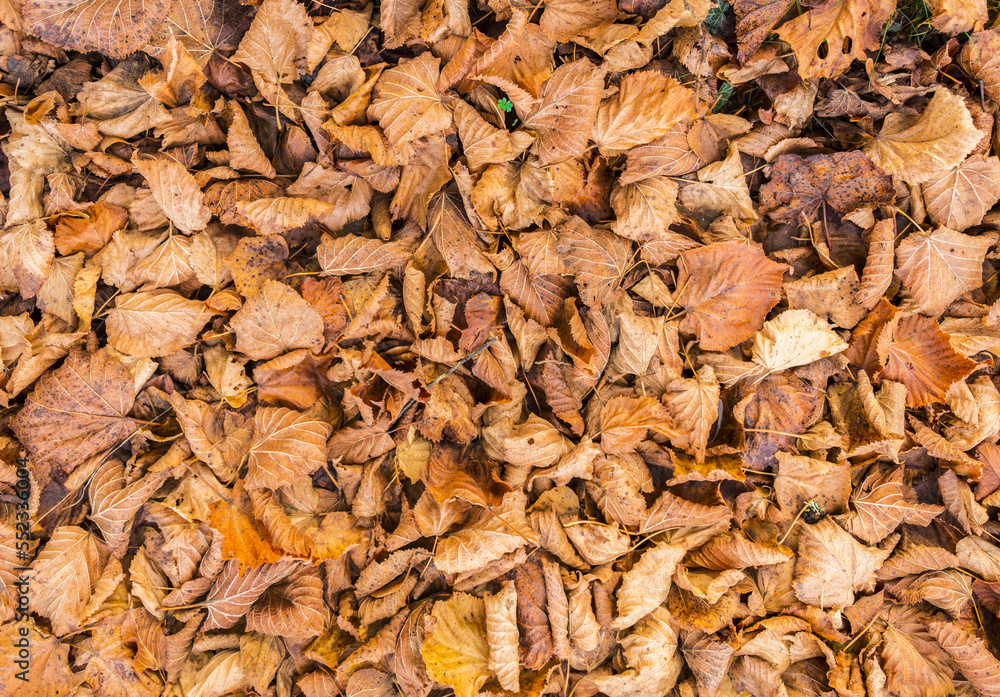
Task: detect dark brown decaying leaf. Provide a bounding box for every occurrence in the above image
[508,556,553,670]
[759,152,894,223]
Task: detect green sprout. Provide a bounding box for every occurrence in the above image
[497,97,513,113]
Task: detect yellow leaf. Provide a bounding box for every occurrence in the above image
[421,593,492,697]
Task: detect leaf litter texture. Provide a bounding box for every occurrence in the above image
[3,2,1000,697]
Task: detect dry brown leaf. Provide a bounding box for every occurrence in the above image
[663,365,719,464]
[564,521,630,565]
[453,98,535,172]
[509,556,553,670]
[923,155,1000,231]
[203,561,294,631]
[230,280,325,361]
[776,0,893,79]
[880,314,977,407]
[107,290,211,358]
[593,71,696,154]
[247,407,332,490]
[522,58,606,165]
[675,241,788,351]
[206,501,285,571]
[927,0,986,33]
[857,218,896,309]
[228,104,277,178]
[881,606,955,697]
[12,348,136,471]
[0,220,55,299]
[961,30,1000,101]
[132,154,212,233]
[838,467,945,543]
[775,451,852,516]
[368,52,452,147]
[680,148,758,220]
[600,395,676,454]
[232,0,310,96]
[90,459,169,558]
[750,309,848,373]
[28,526,108,635]
[862,89,982,184]
[895,226,994,316]
[610,176,679,243]
[793,518,890,608]
[434,492,537,574]
[247,568,330,638]
[317,234,411,277]
[614,540,686,629]
[25,0,174,57]
[928,621,1000,696]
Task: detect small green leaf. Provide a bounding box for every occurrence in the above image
[705,0,730,34]
[713,82,734,113]
[497,97,513,113]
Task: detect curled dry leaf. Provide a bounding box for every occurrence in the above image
[857,218,896,309]
[228,105,277,179]
[614,540,686,629]
[132,154,212,234]
[750,309,848,373]
[485,583,518,690]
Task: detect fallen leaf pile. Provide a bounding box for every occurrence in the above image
[3,0,1000,695]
